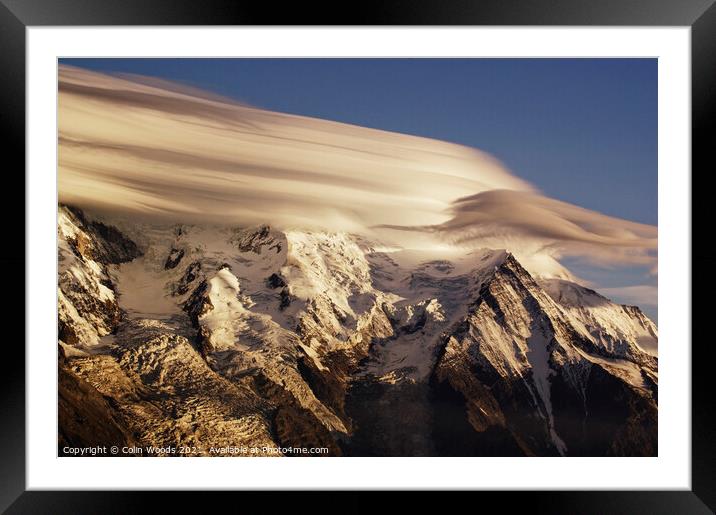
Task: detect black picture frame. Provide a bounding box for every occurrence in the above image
[1,1,712,512]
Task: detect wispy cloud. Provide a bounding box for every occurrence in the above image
[379,189,657,277]
[598,285,658,307]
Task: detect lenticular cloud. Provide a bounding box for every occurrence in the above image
[379,190,657,274]
[58,64,656,278]
[58,65,530,230]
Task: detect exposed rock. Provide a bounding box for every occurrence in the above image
[266,273,286,289]
[58,365,136,454]
[173,261,201,296]
[164,248,184,269]
[58,206,140,347]
[61,205,140,264]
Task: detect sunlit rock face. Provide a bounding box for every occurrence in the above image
[58,207,656,456]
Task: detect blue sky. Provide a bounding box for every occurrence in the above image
[60,58,657,318]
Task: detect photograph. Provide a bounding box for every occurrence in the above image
[57,57,658,458]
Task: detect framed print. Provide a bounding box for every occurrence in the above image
[2,0,713,512]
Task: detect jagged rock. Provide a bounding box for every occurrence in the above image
[58,206,141,347]
[164,248,184,269]
[279,288,292,310]
[58,365,136,454]
[173,261,202,295]
[230,225,282,254]
[61,205,140,264]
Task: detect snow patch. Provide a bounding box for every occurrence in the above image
[201,268,247,351]
[525,329,567,455]
[112,256,182,319]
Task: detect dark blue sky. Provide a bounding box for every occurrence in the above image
[60,58,657,226]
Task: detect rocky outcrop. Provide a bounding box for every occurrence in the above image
[58,365,136,454]
[164,248,184,269]
[66,319,279,455]
[58,205,142,347]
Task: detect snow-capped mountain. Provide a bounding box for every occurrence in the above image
[57,205,657,456]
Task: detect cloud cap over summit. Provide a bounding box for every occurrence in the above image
[58,64,656,281]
